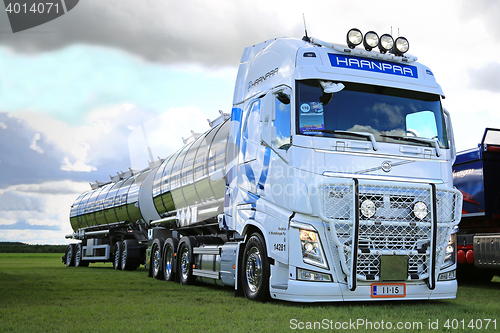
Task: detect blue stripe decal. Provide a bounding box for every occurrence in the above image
[226,165,237,186]
[231,107,243,122]
[242,190,259,204]
[242,163,256,184]
[257,147,271,187]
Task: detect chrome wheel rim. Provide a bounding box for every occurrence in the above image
[121,242,127,268]
[75,244,81,266]
[245,247,262,293]
[165,247,173,279]
[180,247,190,281]
[114,245,120,268]
[66,246,73,266]
[153,246,161,277]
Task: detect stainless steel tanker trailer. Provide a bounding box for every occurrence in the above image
[63,29,462,302]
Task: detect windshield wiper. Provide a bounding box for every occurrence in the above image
[303,129,378,151]
[380,134,442,156]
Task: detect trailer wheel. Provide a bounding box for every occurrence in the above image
[74,243,89,267]
[178,237,197,285]
[163,238,179,282]
[242,233,270,302]
[151,239,164,280]
[113,241,122,270]
[121,239,140,271]
[65,244,75,267]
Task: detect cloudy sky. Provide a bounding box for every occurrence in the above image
[1,0,499,244]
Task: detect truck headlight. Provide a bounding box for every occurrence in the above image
[394,37,409,55]
[442,232,456,269]
[360,199,376,218]
[413,201,428,220]
[379,34,394,53]
[297,268,332,282]
[363,31,379,51]
[300,229,328,269]
[347,28,363,49]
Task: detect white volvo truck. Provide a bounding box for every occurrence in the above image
[64,29,462,302]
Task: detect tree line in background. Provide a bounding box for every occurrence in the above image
[0,242,66,253]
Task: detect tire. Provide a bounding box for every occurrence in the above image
[65,244,76,267]
[121,239,140,271]
[163,238,179,282]
[151,239,165,280]
[74,242,89,267]
[178,237,197,285]
[241,233,270,302]
[113,241,122,270]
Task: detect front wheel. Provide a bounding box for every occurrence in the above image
[241,233,270,302]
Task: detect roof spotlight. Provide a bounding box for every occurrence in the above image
[378,34,394,54]
[363,31,379,51]
[394,36,409,56]
[347,28,363,49]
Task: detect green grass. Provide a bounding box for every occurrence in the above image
[0,253,499,332]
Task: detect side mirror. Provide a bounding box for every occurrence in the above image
[260,93,274,123]
[443,109,456,162]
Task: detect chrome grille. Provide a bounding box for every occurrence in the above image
[319,181,461,283]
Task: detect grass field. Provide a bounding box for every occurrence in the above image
[0,253,499,332]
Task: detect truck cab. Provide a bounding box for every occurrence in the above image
[225,30,462,301]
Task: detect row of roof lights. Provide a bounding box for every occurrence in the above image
[346,28,409,56]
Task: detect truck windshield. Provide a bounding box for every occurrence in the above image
[296,79,449,149]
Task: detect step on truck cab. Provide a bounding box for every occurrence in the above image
[65,29,462,302]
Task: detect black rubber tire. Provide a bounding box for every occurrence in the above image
[151,239,165,280]
[241,233,270,302]
[121,239,140,271]
[74,242,89,267]
[113,241,122,270]
[177,237,197,285]
[65,244,75,267]
[163,238,179,282]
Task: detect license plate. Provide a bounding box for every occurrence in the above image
[371,283,406,298]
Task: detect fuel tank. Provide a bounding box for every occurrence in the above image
[69,119,229,231]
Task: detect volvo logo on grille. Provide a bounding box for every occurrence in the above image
[381,161,392,172]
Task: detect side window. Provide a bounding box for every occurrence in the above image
[273,91,291,150]
[243,100,261,143]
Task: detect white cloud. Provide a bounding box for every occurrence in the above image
[60,157,97,172]
[29,132,44,154]
[9,103,157,173]
[0,180,89,244]
[10,103,213,175]
[0,121,6,129]
[128,106,210,170]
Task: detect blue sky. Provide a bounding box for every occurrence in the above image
[1,0,500,244]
